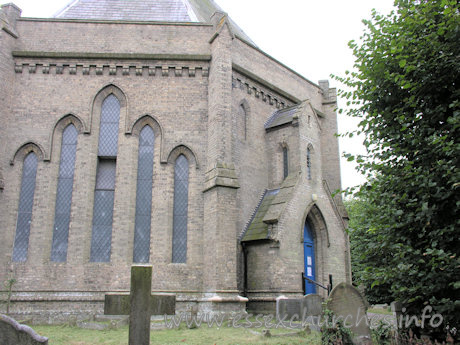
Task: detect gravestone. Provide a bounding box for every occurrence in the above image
[104,265,175,345]
[0,314,48,345]
[327,282,373,345]
[276,294,322,323]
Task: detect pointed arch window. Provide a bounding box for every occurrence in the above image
[172,155,189,263]
[133,126,155,263]
[283,146,289,179]
[307,147,312,180]
[238,104,247,140]
[51,124,78,262]
[12,152,38,262]
[90,94,120,262]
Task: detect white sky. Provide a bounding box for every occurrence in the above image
[6,0,395,189]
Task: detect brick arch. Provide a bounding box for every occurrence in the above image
[303,204,329,247]
[129,114,166,163]
[89,84,128,134]
[167,145,199,169]
[301,203,330,294]
[47,114,86,161]
[10,141,46,165]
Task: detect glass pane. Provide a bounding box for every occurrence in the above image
[12,152,38,262]
[54,178,73,214]
[95,160,116,190]
[133,215,151,263]
[172,155,189,263]
[137,149,154,180]
[90,190,114,262]
[12,214,32,262]
[51,125,77,262]
[133,126,154,263]
[98,123,119,157]
[62,124,78,144]
[90,225,112,262]
[92,190,115,226]
[59,145,77,178]
[50,213,70,262]
[139,126,155,146]
[98,94,120,157]
[135,184,153,216]
[100,95,121,123]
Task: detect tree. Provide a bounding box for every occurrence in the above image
[336,0,459,339]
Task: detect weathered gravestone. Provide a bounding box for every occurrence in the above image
[327,282,373,345]
[104,265,175,345]
[276,294,323,326]
[0,314,48,345]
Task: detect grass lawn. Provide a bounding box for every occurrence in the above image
[367,307,392,315]
[33,324,321,345]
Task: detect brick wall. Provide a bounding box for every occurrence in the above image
[0,10,349,318]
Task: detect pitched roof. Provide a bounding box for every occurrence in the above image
[54,0,256,45]
[240,174,298,242]
[264,104,301,130]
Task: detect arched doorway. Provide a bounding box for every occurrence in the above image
[304,221,316,294]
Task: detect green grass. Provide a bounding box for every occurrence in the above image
[33,323,321,345]
[367,307,392,315]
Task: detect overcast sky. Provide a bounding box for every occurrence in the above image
[7,0,396,189]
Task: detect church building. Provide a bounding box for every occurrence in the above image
[0,0,351,320]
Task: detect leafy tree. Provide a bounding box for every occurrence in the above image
[336,0,459,339]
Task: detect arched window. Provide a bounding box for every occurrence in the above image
[283,146,289,179]
[238,104,247,140]
[12,152,38,262]
[307,147,312,180]
[90,94,120,262]
[172,155,189,263]
[50,124,78,262]
[133,126,155,263]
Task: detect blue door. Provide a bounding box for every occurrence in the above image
[304,222,316,294]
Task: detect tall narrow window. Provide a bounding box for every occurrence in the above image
[90,94,120,262]
[238,104,247,140]
[133,126,155,263]
[172,155,189,263]
[283,146,289,179]
[307,148,312,180]
[12,152,38,262]
[51,124,78,262]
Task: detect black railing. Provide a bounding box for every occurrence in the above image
[302,273,332,295]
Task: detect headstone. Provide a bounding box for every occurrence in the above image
[104,265,175,345]
[327,282,373,345]
[0,314,48,345]
[276,294,322,323]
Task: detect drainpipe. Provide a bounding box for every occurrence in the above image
[242,242,248,297]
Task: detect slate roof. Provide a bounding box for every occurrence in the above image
[240,189,279,242]
[54,0,256,45]
[264,104,301,130]
[240,174,298,242]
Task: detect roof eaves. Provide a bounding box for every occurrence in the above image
[239,189,267,242]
